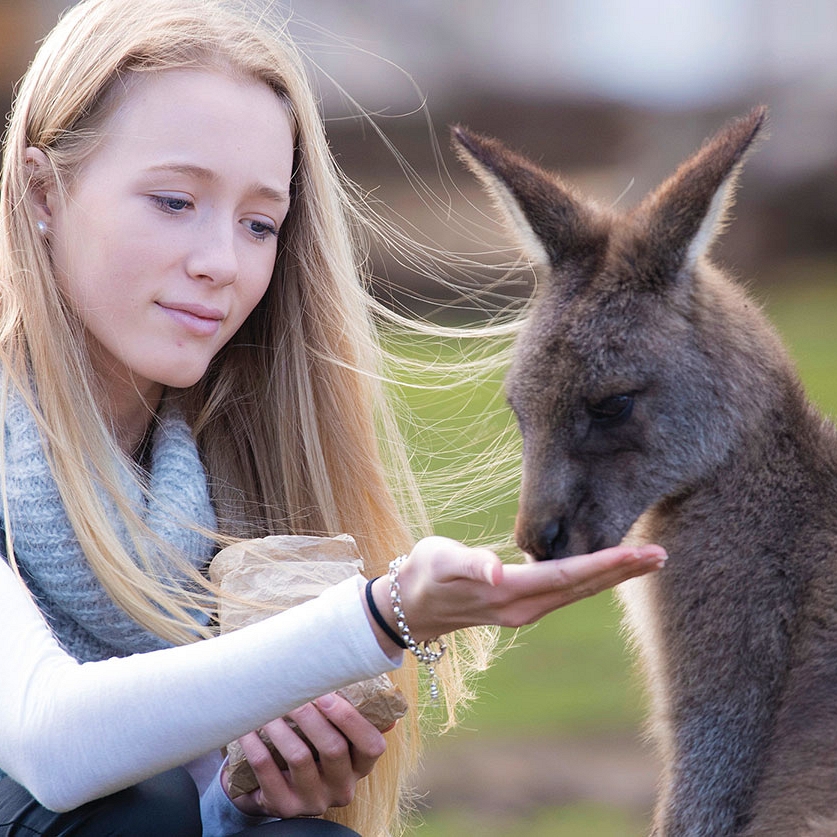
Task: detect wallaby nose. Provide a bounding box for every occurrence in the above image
[516,516,570,561]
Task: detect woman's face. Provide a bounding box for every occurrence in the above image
[33,68,294,410]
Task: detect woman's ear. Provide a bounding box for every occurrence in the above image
[25,147,56,226]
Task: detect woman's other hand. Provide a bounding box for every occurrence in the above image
[225,694,387,818]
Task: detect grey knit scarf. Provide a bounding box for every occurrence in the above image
[1,387,216,662]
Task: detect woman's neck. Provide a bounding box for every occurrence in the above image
[98,379,165,457]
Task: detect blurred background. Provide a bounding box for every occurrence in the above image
[2,2,835,834]
[4,0,836,300]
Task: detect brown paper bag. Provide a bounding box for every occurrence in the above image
[209,534,408,798]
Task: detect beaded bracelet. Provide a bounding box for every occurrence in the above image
[389,554,447,702]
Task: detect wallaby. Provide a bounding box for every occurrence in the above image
[453,108,837,836]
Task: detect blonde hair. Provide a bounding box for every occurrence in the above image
[0,0,504,833]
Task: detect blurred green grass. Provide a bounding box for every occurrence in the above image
[394,264,837,835]
[410,803,648,837]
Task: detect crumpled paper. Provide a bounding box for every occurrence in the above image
[208,534,409,798]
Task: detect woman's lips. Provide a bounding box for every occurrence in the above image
[157,301,224,337]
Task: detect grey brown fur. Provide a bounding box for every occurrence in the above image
[453,109,837,836]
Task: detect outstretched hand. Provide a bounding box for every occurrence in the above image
[366,536,667,648]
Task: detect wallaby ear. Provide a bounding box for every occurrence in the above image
[635,106,768,278]
[452,125,606,270]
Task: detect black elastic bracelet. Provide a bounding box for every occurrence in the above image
[365,577,407,649]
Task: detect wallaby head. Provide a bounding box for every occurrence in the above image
[453,107,794,561]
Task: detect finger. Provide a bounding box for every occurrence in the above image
[432,545,504,587]
[235,728,301,817]
[253,716,325,815]
[555,543,668,591]
[264,711,323,781]
[502,543,667,596]
[568,542,667,571]
[314,693,387,778]
[456,548,504,586]
[224,734,280,818]
[405,536,503,587]
[495,545,668,625]
[285,701,356,808]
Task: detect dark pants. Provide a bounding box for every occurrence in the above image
[0,769,360,836]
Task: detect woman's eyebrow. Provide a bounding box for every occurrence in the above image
[251,182,291,205]
[143,162,290,204]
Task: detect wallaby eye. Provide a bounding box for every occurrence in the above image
[588,394,634,426]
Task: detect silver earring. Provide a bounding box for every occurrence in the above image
[36,220,48,235]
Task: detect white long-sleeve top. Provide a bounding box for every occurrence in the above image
[0,559,401,834]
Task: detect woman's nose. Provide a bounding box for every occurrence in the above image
[185,221,238,285]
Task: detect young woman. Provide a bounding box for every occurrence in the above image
[0,1,666,834]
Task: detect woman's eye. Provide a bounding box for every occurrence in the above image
[244,219,279,240]
[588,394,634,426]
[151,195,192,214]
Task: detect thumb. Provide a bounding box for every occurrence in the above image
[444,547,503,587]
